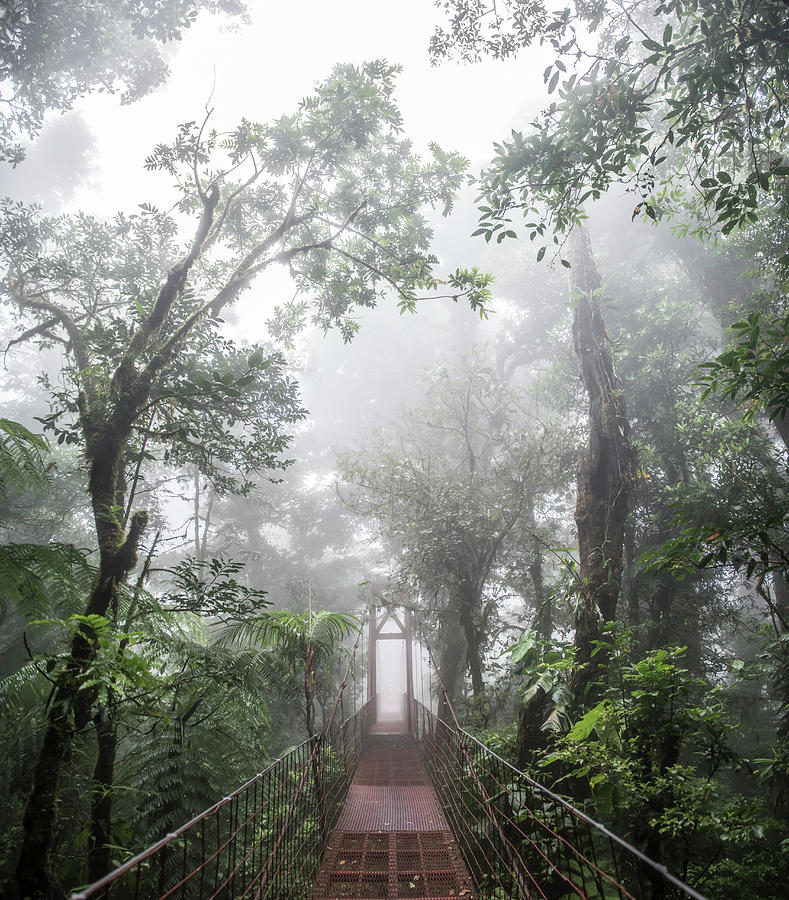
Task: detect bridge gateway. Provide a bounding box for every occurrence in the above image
[366,599,415,734]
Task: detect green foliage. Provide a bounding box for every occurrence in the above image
[504,631,575,734]
[642,407,789,587]
[0,542,93,621]
[142,61,491,330]
[2,60,494,895]
[118,636,271,848]
[220,607,358,736]
[0,659,53,893]
[503,628,538,664]
[431,0,549,63]
[142,338,306,494]
[0,419,95,676]
[2,196,306,495]
[467,722,519,759]
[222,608,358,661]
[31,614,160,709]
[434,0,789,239]
[0,418,48,501]
[0,560,280,883]
[397,266,495,317]
[3,61,493,506]
[339,351,551,608]
[698,311,789,427]
[537,642,787,897]
[165,556,271,622]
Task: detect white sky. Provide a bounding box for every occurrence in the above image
[70,0,552,213]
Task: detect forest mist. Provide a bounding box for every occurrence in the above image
[1,1,788,899]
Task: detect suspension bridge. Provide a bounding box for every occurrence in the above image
[70,603,708,900]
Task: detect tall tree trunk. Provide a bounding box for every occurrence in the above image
[85,534,158,886]
[571,228,635,707]
[517,535,551,767]
[87,707,118,883]
[16,186,217,899]
[456,580,488,725]
[531,535,551,640]
[17,717,71,898]
[457,582,485,698]
[437,609,465,721]
[515,687,551,770]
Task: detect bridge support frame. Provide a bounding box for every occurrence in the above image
[367,600,414,733]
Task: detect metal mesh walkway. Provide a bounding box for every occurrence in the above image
[312,735,474,900]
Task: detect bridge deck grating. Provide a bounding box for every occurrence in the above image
[313,735,474,900]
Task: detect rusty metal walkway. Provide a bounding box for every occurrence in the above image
[312,733,474,900]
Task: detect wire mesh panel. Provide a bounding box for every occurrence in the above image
[71,699,374,900]
[315,830,472,900]
[412,700,708,900]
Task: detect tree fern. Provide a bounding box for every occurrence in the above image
[117,647,273,849]
[0,660,62,890]
[219,609,359,736]
[220,609,359,666]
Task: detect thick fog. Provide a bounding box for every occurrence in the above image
[3,2,789,897]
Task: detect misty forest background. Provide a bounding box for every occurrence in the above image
[2,0,789,897]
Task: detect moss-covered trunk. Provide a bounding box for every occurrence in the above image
[571,228,635,706]
[456,578,488,725]
[87,708,118,884]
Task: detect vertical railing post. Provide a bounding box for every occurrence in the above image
[367,602,377,710]
[405,607,415,734]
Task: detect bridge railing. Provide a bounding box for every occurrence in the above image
[412,699,707,900]
[71,698,374,900]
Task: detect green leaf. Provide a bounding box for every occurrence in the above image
[504,630,537,664]
[567,700,609,742]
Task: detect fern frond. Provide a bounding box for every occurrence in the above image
[0,419,49,501]
[0,542,93,619]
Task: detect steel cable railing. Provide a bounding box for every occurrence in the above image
[412,699,710,900]
[410,639,709,900]
[70,624,372,900]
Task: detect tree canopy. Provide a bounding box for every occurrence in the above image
[434,0,789,244]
